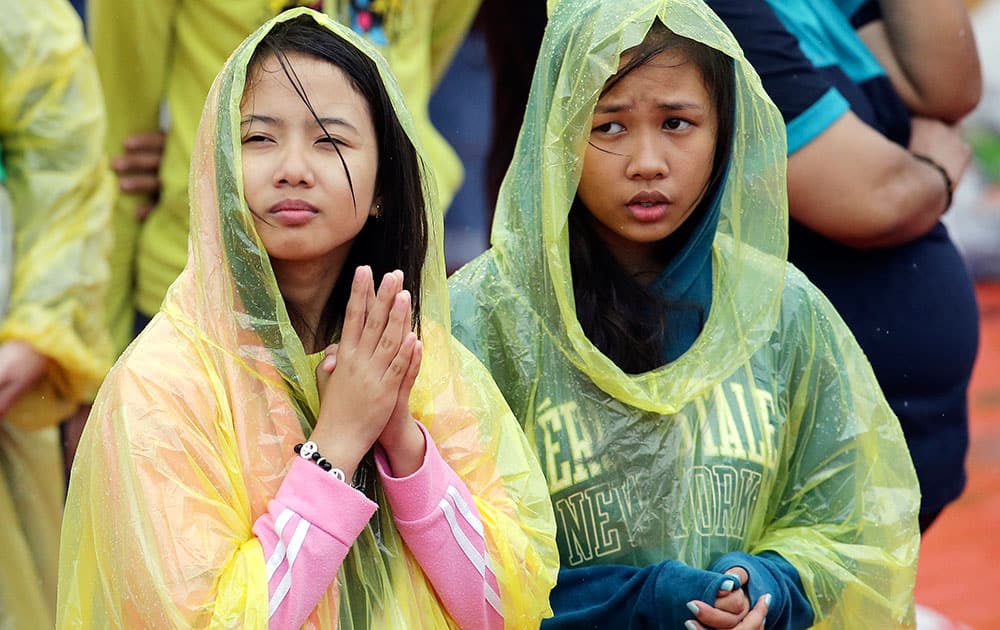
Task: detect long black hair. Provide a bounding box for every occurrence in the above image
[247,15,428,351]
[570,21,735,374]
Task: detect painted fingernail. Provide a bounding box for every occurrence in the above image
[763,593,772,607]
[686,602,699,615]
[684,621,698,630]
[720,578,735,592]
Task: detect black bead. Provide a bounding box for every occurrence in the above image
[294,444,302,454]
[311,452,321,462]
[320,461,332,471]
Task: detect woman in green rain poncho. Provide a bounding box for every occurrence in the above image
[449,0,921,628]
[1,0,113,627]
[58,9,556,629]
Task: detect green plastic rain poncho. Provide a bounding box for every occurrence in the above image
[449,0,920,627]
[0,0,112,626]
[58,9,557,629]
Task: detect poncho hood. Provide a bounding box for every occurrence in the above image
[178,7,455,434]
[490,0,788,413]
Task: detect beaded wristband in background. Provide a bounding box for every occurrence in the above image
[912,152,955,210]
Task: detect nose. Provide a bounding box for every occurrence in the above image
[624,133,668,180]
[274,143,315,188]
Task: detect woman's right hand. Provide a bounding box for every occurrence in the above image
[308,266,418,479]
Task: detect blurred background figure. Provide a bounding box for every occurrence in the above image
[0,0,112,626]
[435,0,547,271]
[432,21,493,271]
[708,0,981,537]
[943,0,1000,280]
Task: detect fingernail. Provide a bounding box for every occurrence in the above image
[763,593,772,607]
[686,602,699,615]
[720,578,735,592]
[684,621,697,630]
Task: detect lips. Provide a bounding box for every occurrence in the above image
[268,199,318,226]
[627,191,669,206]
[626,191,670,222]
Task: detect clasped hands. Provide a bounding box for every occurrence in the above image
[685,567,769,630]
[310,266,425,480]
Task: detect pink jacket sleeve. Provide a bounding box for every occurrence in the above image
[376,422,504,630]
[253,421,503,630]
[252,456,377,630]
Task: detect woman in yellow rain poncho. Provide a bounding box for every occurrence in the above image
[449,0,920,628]
[0,0,112,626]
[58,9,556,629]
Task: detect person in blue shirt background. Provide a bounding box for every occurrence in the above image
[708,0,981,533]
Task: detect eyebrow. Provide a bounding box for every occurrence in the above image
[315,117,360,134]
[594,101,705,114]
[239,114,360,134]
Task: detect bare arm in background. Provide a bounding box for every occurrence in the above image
[858,0,981,122]
[787,110,970,249]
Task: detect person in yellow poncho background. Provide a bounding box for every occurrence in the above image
[58,9,556,629]
[0,0,113,627]
[91,0,479,355]
[449,0,921,628]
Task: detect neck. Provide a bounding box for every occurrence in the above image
[594,227,665,286]
[272,253,347,353]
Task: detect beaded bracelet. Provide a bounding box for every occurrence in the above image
[294,441,347,483]
[912,152,954,211]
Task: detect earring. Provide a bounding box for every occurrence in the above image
[372,203,382,219]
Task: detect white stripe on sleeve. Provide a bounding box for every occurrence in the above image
[268,516,312,617]
[439,490,503,617]
[265,509,295,581]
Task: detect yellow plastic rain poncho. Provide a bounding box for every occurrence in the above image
[449,0,920,627]
[0,0,112,626]
[58,9,557,629]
